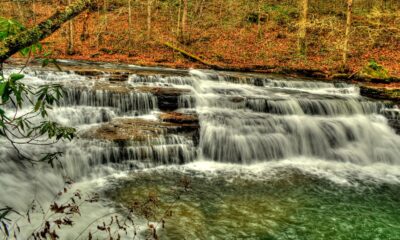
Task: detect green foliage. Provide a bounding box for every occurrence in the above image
[361,59,390,79]
[0,17,24,39]
[0,18,76,165]
[0,17,77,237]
[41,58,62,71]
[0,17,42,57]
[0,73,76,162]
[0,73,27,107]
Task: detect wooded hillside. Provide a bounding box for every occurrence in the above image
[1,0,400,76]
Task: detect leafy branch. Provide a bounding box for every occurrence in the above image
[0,17,76,166]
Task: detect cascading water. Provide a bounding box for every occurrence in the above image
[1,61,400,239]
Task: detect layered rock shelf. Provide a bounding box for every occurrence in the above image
[360,86,400,103]
[82,112,199,145]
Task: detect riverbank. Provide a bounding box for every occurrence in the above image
[2,0,400,82]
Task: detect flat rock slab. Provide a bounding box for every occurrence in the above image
[82,117,199,143]
[159,112,199,124]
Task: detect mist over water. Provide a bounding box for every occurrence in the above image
[1,62,400,239]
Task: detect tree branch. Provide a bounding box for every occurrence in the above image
[0,0,95,63]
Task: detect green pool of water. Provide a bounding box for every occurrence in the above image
[104,166,400,240]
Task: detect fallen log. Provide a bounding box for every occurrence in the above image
[163,41,217,68]
[0,0,94,63]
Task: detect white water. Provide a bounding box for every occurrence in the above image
[1,64,400,239]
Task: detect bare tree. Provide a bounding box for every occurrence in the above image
[32,0,37,24]
[147,0,153,39]
[15,0,25,22]
[342,0,353,68]
[96,0,108,49]
[176,0,182,39]
[257,0,264,40]
[104,0,108,31]
[372,0,384,47]
[298,0,308,55]
[181,0,188,43]
[128,0,133,46]
[80,10,90,42]
[67,0,75,55]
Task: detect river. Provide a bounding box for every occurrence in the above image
[1,60,400,239]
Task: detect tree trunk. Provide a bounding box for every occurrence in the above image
[177,0,182,39]
[0,0,94,63]
[128,0,132,46]
[163,41,215,67]
[257,0,263,40]
[181,0,188,43]
[298,0,308,55]
[96,0,108,48]
[96,2,102,50]
[80,10,90,41]
[32,0,37,24]
[147,0,153,39]
[103,0,108,31]
[16,0,25,23]
[342,0,353,68]
[372,0,384,47]
[67,0,75,55]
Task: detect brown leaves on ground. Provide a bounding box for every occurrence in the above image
[2,1,400,78]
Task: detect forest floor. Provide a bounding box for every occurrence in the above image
[2,1,400,90]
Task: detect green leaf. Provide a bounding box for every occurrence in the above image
[20,47,31,57]
[42,59,50,68]
[0,17,25,40]
[0,208,11,221]
[0,81,10,103]
[0,82,7,96]
[51,59,63,71]
[34,100,42,112]
[36,42,43,52]
[1,221,9,237]
[0,32,7,40]
[9,73,24,82]
[43,51,53,57]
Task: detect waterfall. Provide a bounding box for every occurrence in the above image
[60,88,157,114]
[1,63,399,221]
[184,70,399,166]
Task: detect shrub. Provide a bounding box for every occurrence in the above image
[361,59,390,79]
